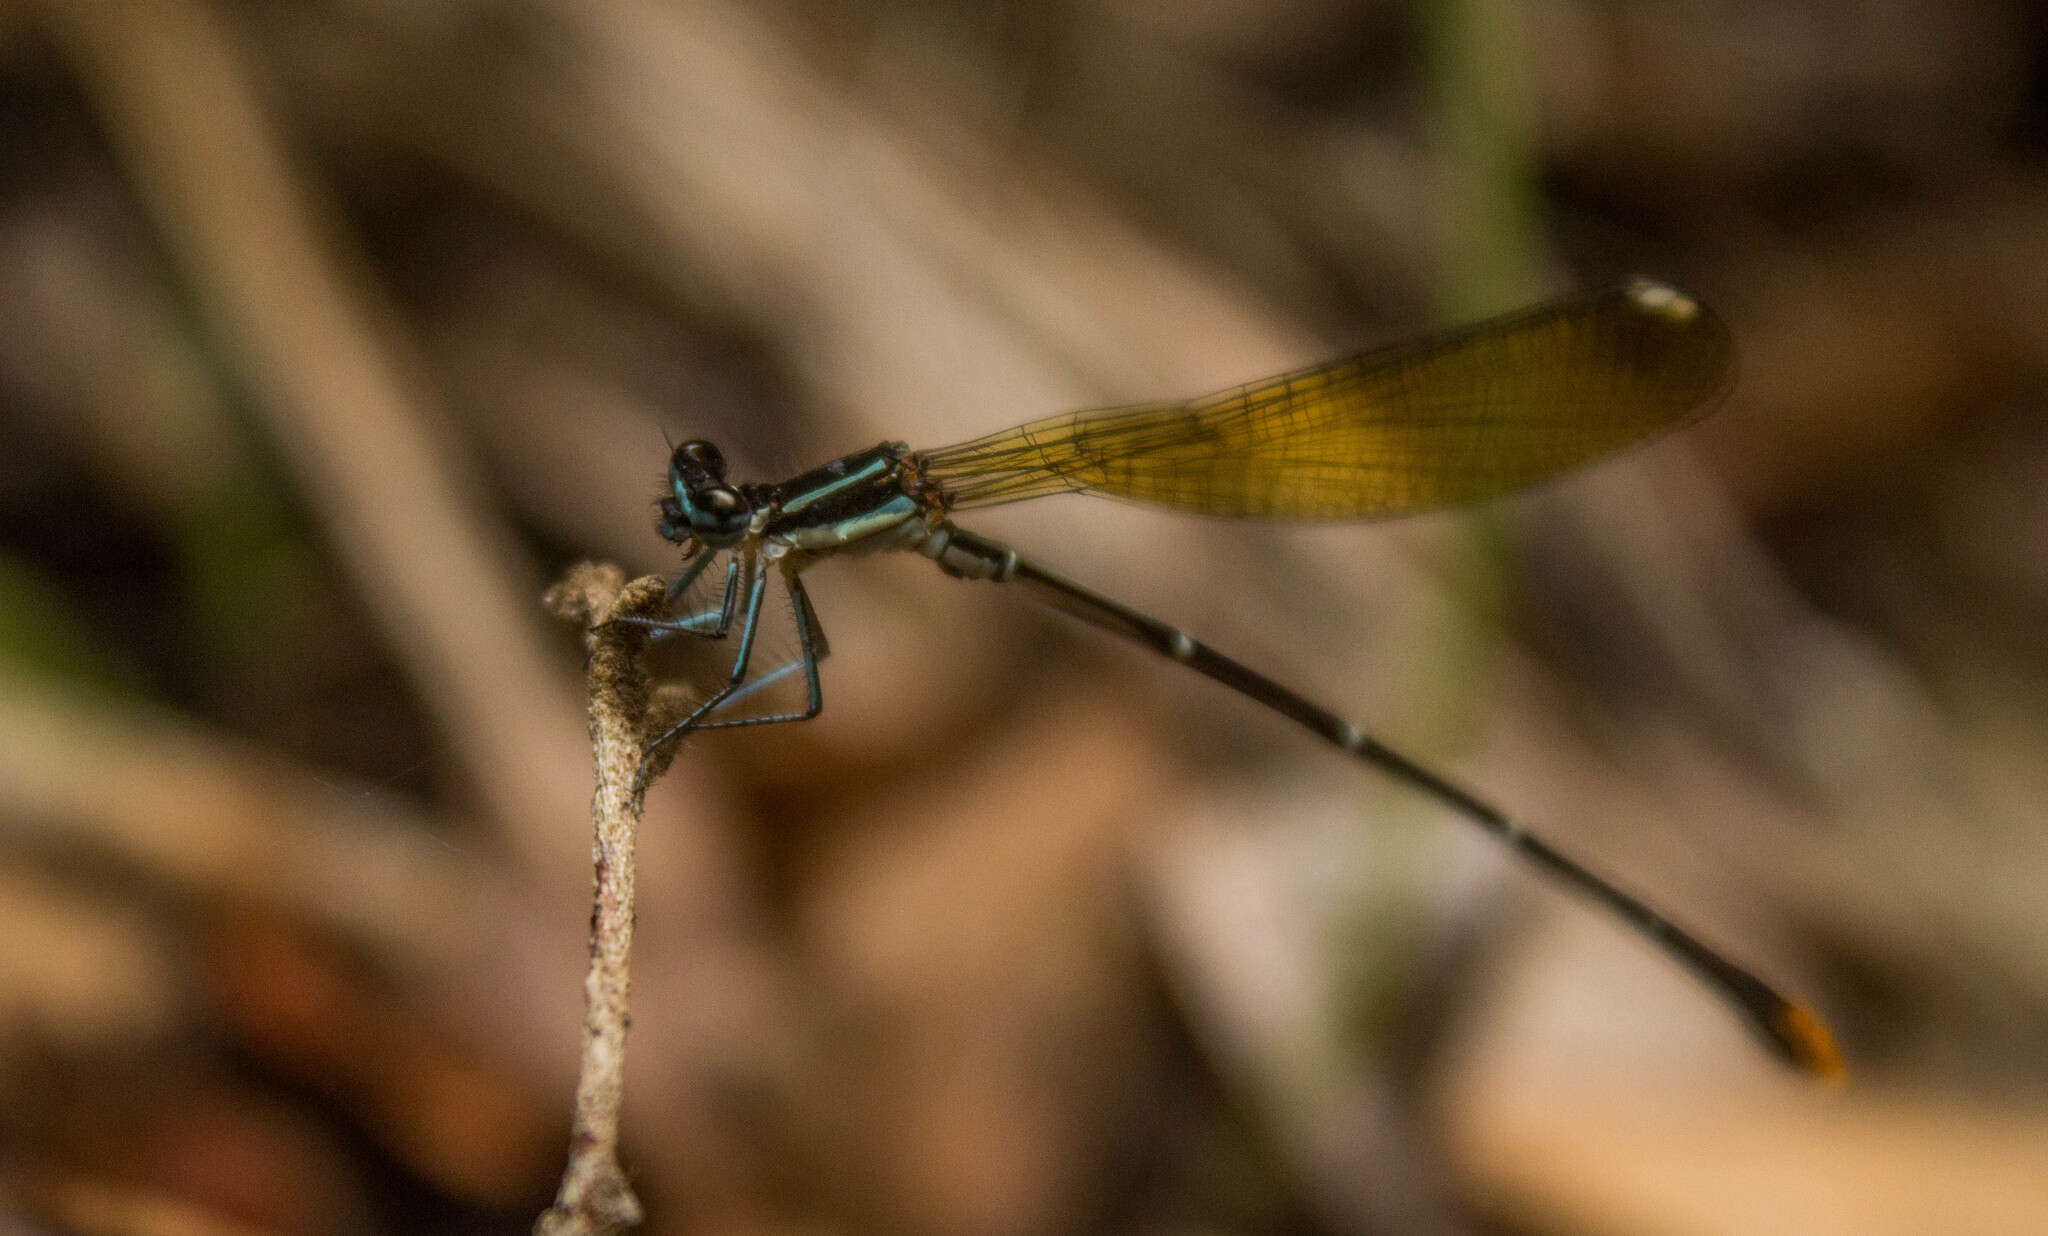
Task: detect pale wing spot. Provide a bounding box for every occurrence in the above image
[1626,279,1700,324]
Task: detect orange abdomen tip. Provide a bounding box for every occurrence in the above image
[1775,1002,1847,1084]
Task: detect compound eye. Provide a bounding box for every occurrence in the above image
[673,439,727,479]
[691,485,750,537]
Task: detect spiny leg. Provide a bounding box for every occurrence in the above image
[605,550,744,643]
[692,572,828,730]
[666,544,718,603]
[631,572,831,793]
[636,556,772,788]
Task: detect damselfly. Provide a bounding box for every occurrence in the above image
[620,279,1842,1079]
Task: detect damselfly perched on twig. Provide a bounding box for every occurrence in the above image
[612,279,1843,1079]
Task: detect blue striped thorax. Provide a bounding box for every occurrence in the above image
[658,440,930,556]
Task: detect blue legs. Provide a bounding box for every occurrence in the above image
[629,553,829,785]
[603,549,741,641]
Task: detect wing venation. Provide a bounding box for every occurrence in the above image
[915,280,1734,520]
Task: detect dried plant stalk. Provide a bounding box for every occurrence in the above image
[536,563,679,1236]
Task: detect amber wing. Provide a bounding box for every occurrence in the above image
[915,280,1734,520]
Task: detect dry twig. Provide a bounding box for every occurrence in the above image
[535,563,685,1235]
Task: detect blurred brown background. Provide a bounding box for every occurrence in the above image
[3,1,2047,1233]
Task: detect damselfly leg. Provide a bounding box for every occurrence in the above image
[691,573,827,730]
[635,565,829,788]
[604,547,743,643]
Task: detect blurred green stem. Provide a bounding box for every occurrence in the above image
[1422,0,1544,319]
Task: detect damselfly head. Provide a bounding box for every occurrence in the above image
[656,495,687,542]
[662,439,752,548]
